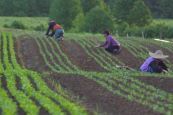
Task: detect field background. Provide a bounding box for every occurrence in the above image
[0,17,173,115]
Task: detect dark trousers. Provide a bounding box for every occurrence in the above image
[105,45,120,53]
[149,60,168,73]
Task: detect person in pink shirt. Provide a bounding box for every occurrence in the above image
[140,50,168,73]
[96,30,121,54]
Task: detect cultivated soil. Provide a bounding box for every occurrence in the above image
[15,36,50,72]
[139,76,173,93]
[47,73,161,115]
[15,36,162,115]
[59,40,106,72]
[116,47,143,69]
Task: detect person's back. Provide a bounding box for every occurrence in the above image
[46,20,64,41]
[96,30,121,54]
[108,35,120,47]
[140,57,155,72]
[140,50,168,73]
[53,24,62,30]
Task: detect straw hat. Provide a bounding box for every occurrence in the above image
[149,50,168,59]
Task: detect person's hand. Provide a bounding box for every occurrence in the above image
[162,69,168,73]
[95,44,100,48]
[46,35,50,38]
[46,34,51,38]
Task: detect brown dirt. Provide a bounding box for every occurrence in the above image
[116,47,143,69]
[15,37,161,115]
[15,36,49,72]
[47,39,76,71]
[139,77,173,93]
[59,40,106,72]
[37,38,61,71]
[48,73,161,115]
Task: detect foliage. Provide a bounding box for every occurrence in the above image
[0,32,88,115]
[1,30,172,114]
[11,20,26,29]
[123,23,173,38]
[49,0,82,30]
[107,0,137,22]
[0,0,173,19]
[34,24,46,31]
[70,13,85,32]
[128,0,152,26]
[4,20,26,29]
[32,31,173,115]
[81,0,99,14]
[0,17,48,31]
[0,0,51,16]
[144,0,173,18]
[83,6,114,33]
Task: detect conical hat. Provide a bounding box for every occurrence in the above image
[149,50,168,59]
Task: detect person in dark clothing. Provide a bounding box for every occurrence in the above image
[96,30,121,54]
[140,50,168,73]
[45,20,64,41]
[149,59,168,73]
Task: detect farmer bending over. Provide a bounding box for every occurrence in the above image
[46,20,64,41]
[96,30,121,54]
[140,50,168,73]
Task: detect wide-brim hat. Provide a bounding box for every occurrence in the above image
[149,50,168,59]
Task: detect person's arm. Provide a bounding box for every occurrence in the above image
[45,25,51,36]
[95,40,107,47]
[100,37,110,48]
[49,31,55,37]
[46,22,55,36]
[99,40,108,47]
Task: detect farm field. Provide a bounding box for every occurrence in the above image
[0,17,48,30]
[153,19,173,26]
[1,17,173,31]
[0,30,173,115]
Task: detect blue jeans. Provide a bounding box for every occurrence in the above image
[55,29,64,40]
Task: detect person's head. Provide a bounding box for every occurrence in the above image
[103,30,110,37]
[49,20,56,27]
[149,50,168,60]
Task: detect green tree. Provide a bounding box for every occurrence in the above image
[108,0,137,22]
[0,0,51,16]
[49,0,82,30]
[0,0,14,16]
[144,0,161,18]
[81,0,98,14]
[37,0,52,16]
[128,0,152,26]
[83,6,114,33]
[12,0,28,16]
[26,0,39,16]
[159,0,173,18]
[71,12,85,32]
[81,0,106,13]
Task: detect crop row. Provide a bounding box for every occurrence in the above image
[0,32,87,115]
[121,38,173,70]
[35,35,173,114]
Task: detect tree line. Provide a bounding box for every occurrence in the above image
[50,0,151,32]
[1,0,173,38]
[0,0,52,16]
[0,0,172,18]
